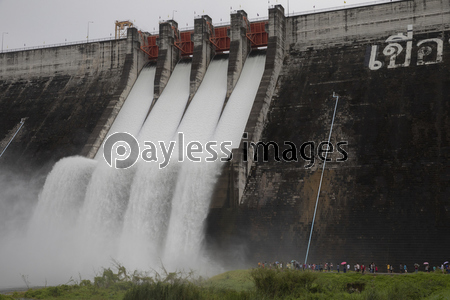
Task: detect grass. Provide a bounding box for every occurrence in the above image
[203,269,450,300]
[3,268,450,300]
[202,269,255,291]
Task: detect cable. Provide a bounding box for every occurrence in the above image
[0,118,26,158]
[304,92,339,265]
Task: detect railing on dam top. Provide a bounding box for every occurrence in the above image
[288,0,404,17]
[1,0,404,54]
[140,18,269,60]
[0,37,125,54]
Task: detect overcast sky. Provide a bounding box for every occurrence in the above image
[0,0,391,50]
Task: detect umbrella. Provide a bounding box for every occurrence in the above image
[341,262,347,265]
[423,262,429,265]
[444,261,449,265]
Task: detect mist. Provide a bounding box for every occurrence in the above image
[0,165,47,287]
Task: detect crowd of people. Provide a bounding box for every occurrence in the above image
[257,261,450,274]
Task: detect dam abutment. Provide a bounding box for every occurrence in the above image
[226,10,252,100]
[211,4,286,208]
[82,28,147,159]
[153,21,181,100]
[236,4,286,202]
[189,15,216,103]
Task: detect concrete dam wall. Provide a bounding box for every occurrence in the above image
[207,0,450,270]
[0,0,449,273]
[0,29,147,170]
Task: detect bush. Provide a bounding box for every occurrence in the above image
[80,279,92,286]
[123,282,202,300]
[251,268,319,298]
[94,268,119,288]
[9,266,450,300]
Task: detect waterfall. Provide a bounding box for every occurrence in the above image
[74,65,158,267]
[0,156,97,286]
[163,54,265,271]
[94,66,156,160]
[0,53,266,287]
[118,61,191,269]
[29,156,97,235]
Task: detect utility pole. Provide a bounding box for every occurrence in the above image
[87,21,93,43]
[2,32,8,53]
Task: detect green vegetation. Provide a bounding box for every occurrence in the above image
[3,267,450,299]
[4,263,153,300]
[203,269,255,291]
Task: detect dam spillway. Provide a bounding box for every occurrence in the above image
[0,44,267,285]
[1,0,450,286]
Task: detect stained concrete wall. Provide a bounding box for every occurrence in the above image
[189,15,215,103]
[206,0,450,271]
[237,4,286,202]
[0,28,147,170]
[154,20,181,100]
[287,0,450,47]
[226,10,252,100]
[210,5,286,208]
[213,5,286,207]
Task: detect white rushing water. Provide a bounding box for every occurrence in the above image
[118,61,192,269]
[0,66,158,287]
[94,66,156,160]
[215,54,266,148]
[73,65,158,270]
[0,156,97,286]
[28,156,98,236]
[162,55,265,271]
[0,53,266,287]
[120,57,230,271]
